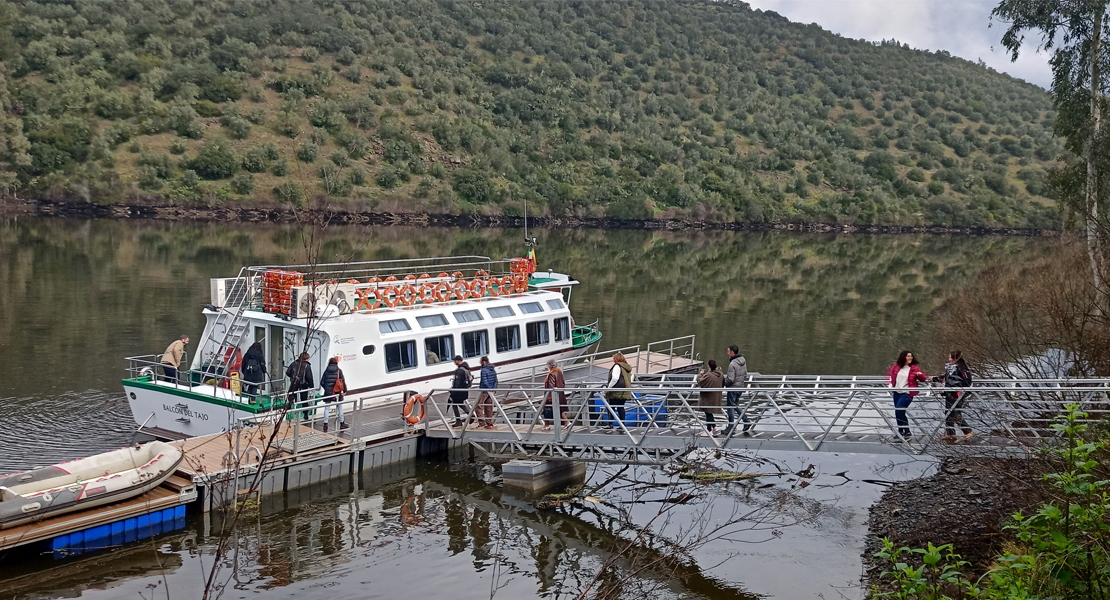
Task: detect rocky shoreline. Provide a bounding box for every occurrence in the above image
[0,197,1055,236]
[862,456,1052,591]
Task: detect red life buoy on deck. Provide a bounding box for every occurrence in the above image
[398,284,418,306]
[432,282,451,303]
[452,279,471,300]
[403,394,426,424]
[487,277,504,297]
[471,278,487,297]
[419,282,437,304]
[378,286,400,308]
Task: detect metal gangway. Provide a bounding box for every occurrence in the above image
[422,376,1110,464]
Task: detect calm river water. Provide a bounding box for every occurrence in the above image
[0,218,1041,599]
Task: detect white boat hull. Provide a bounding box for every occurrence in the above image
[126,345,589,438]
[124,381,256,438]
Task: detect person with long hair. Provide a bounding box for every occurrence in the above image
[888,350,927,438]
[933,350,973,442]
[696,359,725,436]
[542,359,568,431]
[603,352,632,431]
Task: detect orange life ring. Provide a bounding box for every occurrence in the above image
[404,274,417,282]
[419,282,437,304]
[487,277,504,297]
[475,269,489,280]
[403,394,426,424]
[452,279,471,300]
[384,275,397,283]
[378,286,399,308]
[471,278,487,297]
[514,272,529,293]
[437,272,450,279]
[355,288,379,311]
[346,279,360,284]
[432,281,451,303]
[398,284,418,306]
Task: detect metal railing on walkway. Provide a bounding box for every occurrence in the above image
[420,377,1110,463]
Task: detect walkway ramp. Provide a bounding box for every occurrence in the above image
[424,377,1110,463]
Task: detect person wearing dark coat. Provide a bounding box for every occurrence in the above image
[933,350,973,441]
[319,357,348,433]
[285,352,314,407]
[448,355,472,427]
[542,360,568,430]
[696,360,725,435]
[241,342,267,398]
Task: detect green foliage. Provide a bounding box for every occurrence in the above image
[873,406,1110,599]
[273,181,304,206]
[232,173,254,195]
[170,139,187,155]
[0,0,1064,225]
[295,141,318,163]
[187,141,237,180]
[241,148,267,173]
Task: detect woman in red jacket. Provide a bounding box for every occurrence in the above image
[888,350,928,439]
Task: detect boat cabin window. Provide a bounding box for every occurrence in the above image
[379,319,412,334]
[416,314,449,328]
[526,321,550,347]
[362,345,376,355]
[462,330,489,359]
[487,306,515,319]
[425,335,454,365]
[385,341,417,372]
[546,299,565,310]
[554,317,570,342]
[453,309,484,323]
[519,302,544,314]
[495,325,521,353]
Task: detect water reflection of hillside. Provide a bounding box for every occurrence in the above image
[1,218,1038,395]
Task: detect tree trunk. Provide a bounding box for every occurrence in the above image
[1087,5,1105,312]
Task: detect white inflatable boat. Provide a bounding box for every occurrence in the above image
[0,441,184,529]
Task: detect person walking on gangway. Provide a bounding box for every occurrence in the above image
[933,350,973,442]
[448,355,473,428]
[542,359,568,431]
[696,360,725,436]
[603,353,632,432]
[723,345,751,436]
[160,335,189,384]
[476,356,498,429]
[888,350,928,439]
[319,356,349,433]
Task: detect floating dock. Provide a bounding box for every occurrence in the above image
[0,338,698,555]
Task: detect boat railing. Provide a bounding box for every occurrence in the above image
[641,335,697,373]
[124,354,290,408]
[234,388,412,457]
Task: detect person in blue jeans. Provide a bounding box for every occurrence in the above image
[888,350,928,439]
[722,345,751,436]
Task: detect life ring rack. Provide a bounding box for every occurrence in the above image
[403,393,426,424]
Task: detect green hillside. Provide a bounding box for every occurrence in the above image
[0,0,1063,227]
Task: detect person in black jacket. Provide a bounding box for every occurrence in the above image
[241,342,267,398]
[448,355,472,427]
[933,350,973,441]
[319,357,348,433]
[285,352,314,407]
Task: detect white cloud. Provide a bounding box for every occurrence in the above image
[746,0,1052,88]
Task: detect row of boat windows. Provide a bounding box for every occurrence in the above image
[367,317,571,373]
[378,299,564,335]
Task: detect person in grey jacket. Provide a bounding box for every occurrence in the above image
[723,345,752,436]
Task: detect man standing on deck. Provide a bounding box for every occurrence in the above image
[723,345,751,436]
[161,335,189,384]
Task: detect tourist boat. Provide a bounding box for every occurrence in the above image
[0,441,183,529]
[122,254,603,438]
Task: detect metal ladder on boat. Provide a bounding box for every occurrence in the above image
[202,268,255,382]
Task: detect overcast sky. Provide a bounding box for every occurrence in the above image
[746,0,1052,88]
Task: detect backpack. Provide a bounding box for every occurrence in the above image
[465,369,474,387]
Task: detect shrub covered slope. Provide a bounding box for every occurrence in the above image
[0,0,1063,227]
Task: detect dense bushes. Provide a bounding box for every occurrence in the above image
[0,0,1064,227]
